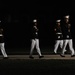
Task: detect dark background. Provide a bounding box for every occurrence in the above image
[0,0,75,52]
[0,1,75,75]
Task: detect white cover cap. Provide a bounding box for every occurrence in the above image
[56,20,61,22]
[33,19,37,22]
[64,15,69,18]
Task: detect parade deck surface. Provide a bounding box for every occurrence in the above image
[0,55,75,60]
[0,55,75,75]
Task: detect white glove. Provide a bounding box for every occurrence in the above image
[58,36,60,38]
[36,32,38,34]
[67,35,69,38]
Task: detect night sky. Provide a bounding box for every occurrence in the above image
[0,0,75,49]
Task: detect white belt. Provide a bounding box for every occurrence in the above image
[0,34,3,36]
[56,33,62,34]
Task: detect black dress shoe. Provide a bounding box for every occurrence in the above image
[29,56,34,59]
[60,54,65,57]
[39,56,44,58]
[3,57,9,59]
[54,52,57,55]
[71,55,75,57]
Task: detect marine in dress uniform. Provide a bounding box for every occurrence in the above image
[60,15,75,57]
[0,21,8,59]
[54,20,64,54]
[29,19,44,59]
